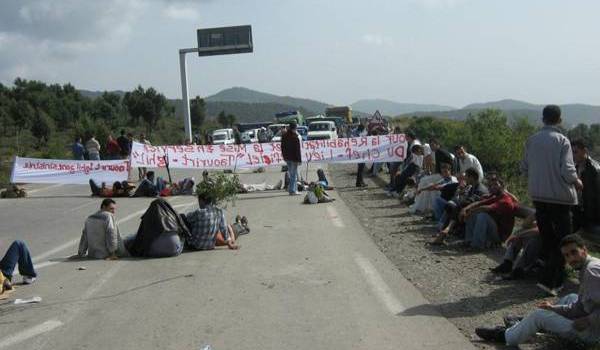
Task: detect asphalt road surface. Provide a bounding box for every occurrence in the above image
[0,165,475,350]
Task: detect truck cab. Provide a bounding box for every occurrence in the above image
[307,121,337,140]
[212,128,235,145]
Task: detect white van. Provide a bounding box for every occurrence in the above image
[307,121,337,140]
[241,128,259,144]
[212,128,235,145]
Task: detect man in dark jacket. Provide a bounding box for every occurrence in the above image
[281,122,302,195]
[429,138,455,175]
[572,139,600,234]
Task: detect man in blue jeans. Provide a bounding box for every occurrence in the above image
[281,122,302,195]
[476,234,600,347]
[1,240,37,285]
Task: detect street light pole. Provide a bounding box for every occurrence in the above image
[179,48,199,143]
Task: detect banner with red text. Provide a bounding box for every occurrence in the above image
[130,134,406,170]
[11,157,130,184]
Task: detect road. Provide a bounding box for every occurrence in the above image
[0,165,475,350]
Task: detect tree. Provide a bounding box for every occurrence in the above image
[123,85,169,135]
[31,109,54,146]
[10,100,34,135]
[217,110,228,127]
[226,114,237,127]
[190,96,206,129]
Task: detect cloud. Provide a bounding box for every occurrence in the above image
[163,4,200,20]
[0,0,205,83]
[362,34,394,47]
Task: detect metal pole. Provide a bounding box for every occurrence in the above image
[179,49,196,143]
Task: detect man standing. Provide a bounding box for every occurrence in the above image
[86,134,101,161]
[72,137,85,160]
[571,139,600,234]
[105,135,121,160]
[355,124,368,187]
[77,199,128,260]
[281,122,302,195]
[521,105,582,294]
[476,234,600,347]
[117,130,130,159]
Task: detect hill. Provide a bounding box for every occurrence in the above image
[401,99,600,126]
[206,87,330,115]
[352,98,455,115]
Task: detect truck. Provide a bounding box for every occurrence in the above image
[325,106,352,124]
[211,128,235,145]
[275,110,304,126]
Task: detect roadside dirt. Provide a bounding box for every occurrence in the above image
[329,164,583,350]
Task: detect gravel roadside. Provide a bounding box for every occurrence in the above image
[329,164,583,350]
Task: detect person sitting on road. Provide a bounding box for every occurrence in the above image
[77,198,128,260]
[0,240,37,289]
[125,198,191,258]
[432,167,488,245]
[184,191,239,250]
[417,163,458,220]
[476,234,600,347]
[89,179,135,197]
[387,143,425,199]
[132,171,159,197]
[571,139,600,235]
[156,177,195,197]
[490,206,541,280]
[459,176,518,249]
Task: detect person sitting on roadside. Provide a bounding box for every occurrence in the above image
[156,177,195,197]
[490,206,541,280]
[409,142,439,214]
[459,176,518,249]
[76,198,128,260]
[316,168,334,190]
[476,234,600,347]
[388,143,424,199]
[571,139,600,235]
[125,198,191,258]
[89,179,135,197]
[432,167,489,245]
[429,139,455,175]
[1,240,37,289]
[184,191,239,251]
[454,145,484,182]
[418,163,458,220]
[132,171,159,197]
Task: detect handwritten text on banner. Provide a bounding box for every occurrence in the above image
[11,157,130,184]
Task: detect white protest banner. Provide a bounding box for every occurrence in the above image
[130,135,406,170]
[11,157,130,185]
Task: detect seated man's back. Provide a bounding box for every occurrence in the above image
[186,205,228,250]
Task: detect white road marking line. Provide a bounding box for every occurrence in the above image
[26,184,64,195]
[0,320,63,349]
[5,263,124,349]
[31,201,196,268]
[326,206,345,228]
[354,253,404,315]
[66,201,97,213]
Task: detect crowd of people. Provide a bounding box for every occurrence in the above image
[4,105,600,347]
[347,104,600,347]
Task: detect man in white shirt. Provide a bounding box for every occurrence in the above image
[454,145,484,180]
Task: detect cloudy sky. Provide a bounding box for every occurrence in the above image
[1,0,599,107]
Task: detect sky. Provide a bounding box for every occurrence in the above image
[1,0,600,108]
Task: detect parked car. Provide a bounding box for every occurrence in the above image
[212,128,235,145]
[307,121,337,140]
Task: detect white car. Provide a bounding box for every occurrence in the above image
[212,128,235,145]
[307,121,337,140]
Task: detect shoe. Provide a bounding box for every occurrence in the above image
[356,183,367,188]
[475,326,506,343]
[490,260,513,274]
[503,315,523,328]
[502,268,525,281]
[289,192,301,196]
[536,282,563,297]
[22,276,36,284]
[235,215,242,224]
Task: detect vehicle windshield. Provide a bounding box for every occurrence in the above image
[309,123,332,131]
[213,134,226,141]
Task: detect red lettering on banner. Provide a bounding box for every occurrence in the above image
[371,136,380,147]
